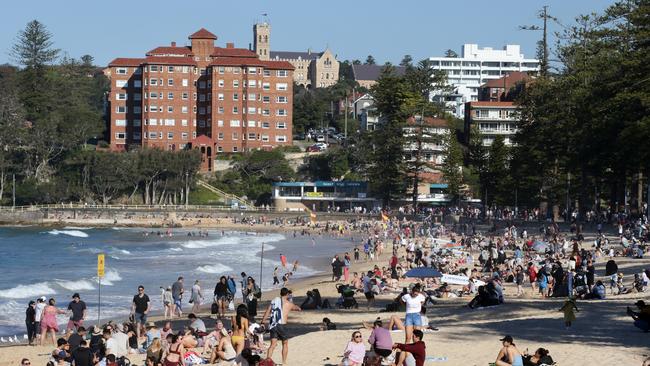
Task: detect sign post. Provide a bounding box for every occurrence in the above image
[97,254,105,324]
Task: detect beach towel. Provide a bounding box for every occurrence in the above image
[425,356,448,362]
[269,297,283,329]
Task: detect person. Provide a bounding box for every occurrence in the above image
[627,300,650,332]
[586,280,606,299]
[523,348,553,366]
[163,286,173,319]
[261,287,302,365]
[340,331,366,366]
[163,333,185,366]
[20,359,30,366]
[25,300,37,345]
[131,285,151,339]
[401,284,425,343]
[66,293,87,336]
[209,328,236,364]
[245,277,261,320]
[494,335,523,366]
[188,313,206,335]
[321,317,337,331]
[392,329,426,366]
[144,322,161,349]
[213,276,229,319]
[67,326,86,353]
[559,298,579,329]
[40,298,66,346]
[51,338,71,364]
[273,267,280,286]
[368,319,393,361]
[190,280,203,314]
[280,253,288,269]
[231,304,250,354]
[72,340,96,366]
[363,272,377,310]
[146,338,164,365]
[332,255,344,281]
[171,277,184,318]
[107,323,129,358]
[343,253,351,283]
[34,296,46,342]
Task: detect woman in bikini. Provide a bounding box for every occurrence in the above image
[495,335,523,366]
[210,328,237,364]
[231,304,250,355]
[163,334,185,366]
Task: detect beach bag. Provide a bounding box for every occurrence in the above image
[228,300,235,311]
[210,302,218,315]
[254,285,262,299]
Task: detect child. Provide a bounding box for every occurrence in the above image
[559,298,579,329]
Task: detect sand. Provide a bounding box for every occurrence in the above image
[1,226,649,366]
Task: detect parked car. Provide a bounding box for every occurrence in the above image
[315,134,326,142]
[293,133,305,140]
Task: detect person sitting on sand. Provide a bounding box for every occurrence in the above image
[340,331,366,366]
[627,300,650,332]
[368,319,393,361]
[209,328,237,364]
[494,335,523,366]
[320,317,337,331]
[164,333,185,366]
[391,329,426,366]
[522,348,554,366]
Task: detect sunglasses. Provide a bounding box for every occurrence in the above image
[354,335,362,339]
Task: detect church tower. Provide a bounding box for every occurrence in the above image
[253,22,270,60]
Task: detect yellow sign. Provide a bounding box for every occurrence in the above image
[97,254,105,278]
[305,191,324,197]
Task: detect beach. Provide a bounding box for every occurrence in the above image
[0,220,649,366]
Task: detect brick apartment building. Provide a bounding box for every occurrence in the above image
[105,28,294,171]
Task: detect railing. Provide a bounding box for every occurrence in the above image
[196,180,255,208]
[0,203,260,212]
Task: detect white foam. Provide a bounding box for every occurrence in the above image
[56,279,95,291]
[99,269,122,286]
[196,263,233,274]
[168,248,183,252]
[0,282,56,299]
[64,226,93,230]
[47,230,89,238]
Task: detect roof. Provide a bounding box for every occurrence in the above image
[270,51,322,61]
[467,101,516,107]
[406,116,450,128]
[212,47,257,58]
[210,57,294,70]
[481,71,530,89]
[108,58,146,67]
[143,56,196,65]
[352,64,406,81]
[146,46,193,56]
[189,28,217,40]
[192,134,213,145]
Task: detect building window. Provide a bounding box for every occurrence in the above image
[133,132,141,140]
[261,121,270,128]
[218,79,224,87]
[167,92,173,100]
[181,106,188,113]
[198,120,205,127]
[230,120,240,127]
[199,107,206,115]
[134,80,142,88]
[181,132,188,140]
[233,80,239,88]
[232,146,238,152]
[218,93,224,100]
[164,119,175,126]
[248,133,256,140]
[276,109,287,116]
[167,106,173,113]
[149,65,159,72]
[115,132,126,139]
[262,96,270,103]
[134,93,142,101]
[218,106,224,114]
[133,119,141,126]
[218,67,225,74]
[148,132,157,139]
[261,134,269,142]
[248,67,257,74]
[167,132,174,139]
[199,94,206,102]
[217,120,224,127]
[149,78,158,85]
[149,118,158,126]
[262,109,270,116]
[276,70,288,77]
[233,107,239,114]
[116,80,127,88]
[116,106,127,113]
[232,132,239,140]
[233,93,239,101]
[199,81,206,89]
[262,82,270,90]
[217,132,224,140]
[276,83,288,91]
[116,93,127,100]
[116,68,127,75]
[115,119,126,126]
[263,70,271,77]
[248,80,256,87]
[248,107,256,114]
[276,122,287,129]
[276,96,287,103]
[275,135,287,142]
[181,119,188,126]
[182,92,189,100]
[182,79,189,87]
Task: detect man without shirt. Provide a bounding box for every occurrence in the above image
[261,287,301,365]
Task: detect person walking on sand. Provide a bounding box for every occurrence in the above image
[559,298,579,329]
[494,335,524,366]
[190,280,203,314]
[261,287,301,365]
[66,293,87,336]
[273,267,280,286]
[25,300,37,345]
[40,298,66,346]
[172,276,184,317]
[213,276,229,319]
[131,285,151,339]
[343,253,351,284]
[163,286,173,319]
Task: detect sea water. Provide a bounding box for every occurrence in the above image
[0,226,353,337]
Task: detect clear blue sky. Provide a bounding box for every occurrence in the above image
[0,0,615,66]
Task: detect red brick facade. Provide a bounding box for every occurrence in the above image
[105,28,294,171]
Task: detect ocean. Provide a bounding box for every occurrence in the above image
[0,226,352,338]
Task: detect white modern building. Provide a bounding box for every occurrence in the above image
[429,44,539,118]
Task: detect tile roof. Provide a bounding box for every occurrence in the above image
[189,28,217,40]
[146,46,193,56]
[481,71,529,89]
[210,57,294,70]
[270,51,322,61]
[143,56,196,65]
[352,64,406,81]
[406,116,450,128]
[467,101,516,107]
[212,47,257,58]
[108,58,146,67]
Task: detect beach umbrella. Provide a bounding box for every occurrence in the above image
[405,267,443,278]
[532,240,548,253]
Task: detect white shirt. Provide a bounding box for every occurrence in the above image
[108,332,129,357]
[35,303,46,321]
[402,293,425,314]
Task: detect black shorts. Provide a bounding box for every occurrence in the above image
[270,324,290,341]
[375,348,392,357]
[364,291,375,300]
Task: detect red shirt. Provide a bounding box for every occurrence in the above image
[396,341,426,366]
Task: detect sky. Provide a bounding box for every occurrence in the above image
[0,0,616,67]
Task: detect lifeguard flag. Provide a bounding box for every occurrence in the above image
[381,212,389,222]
